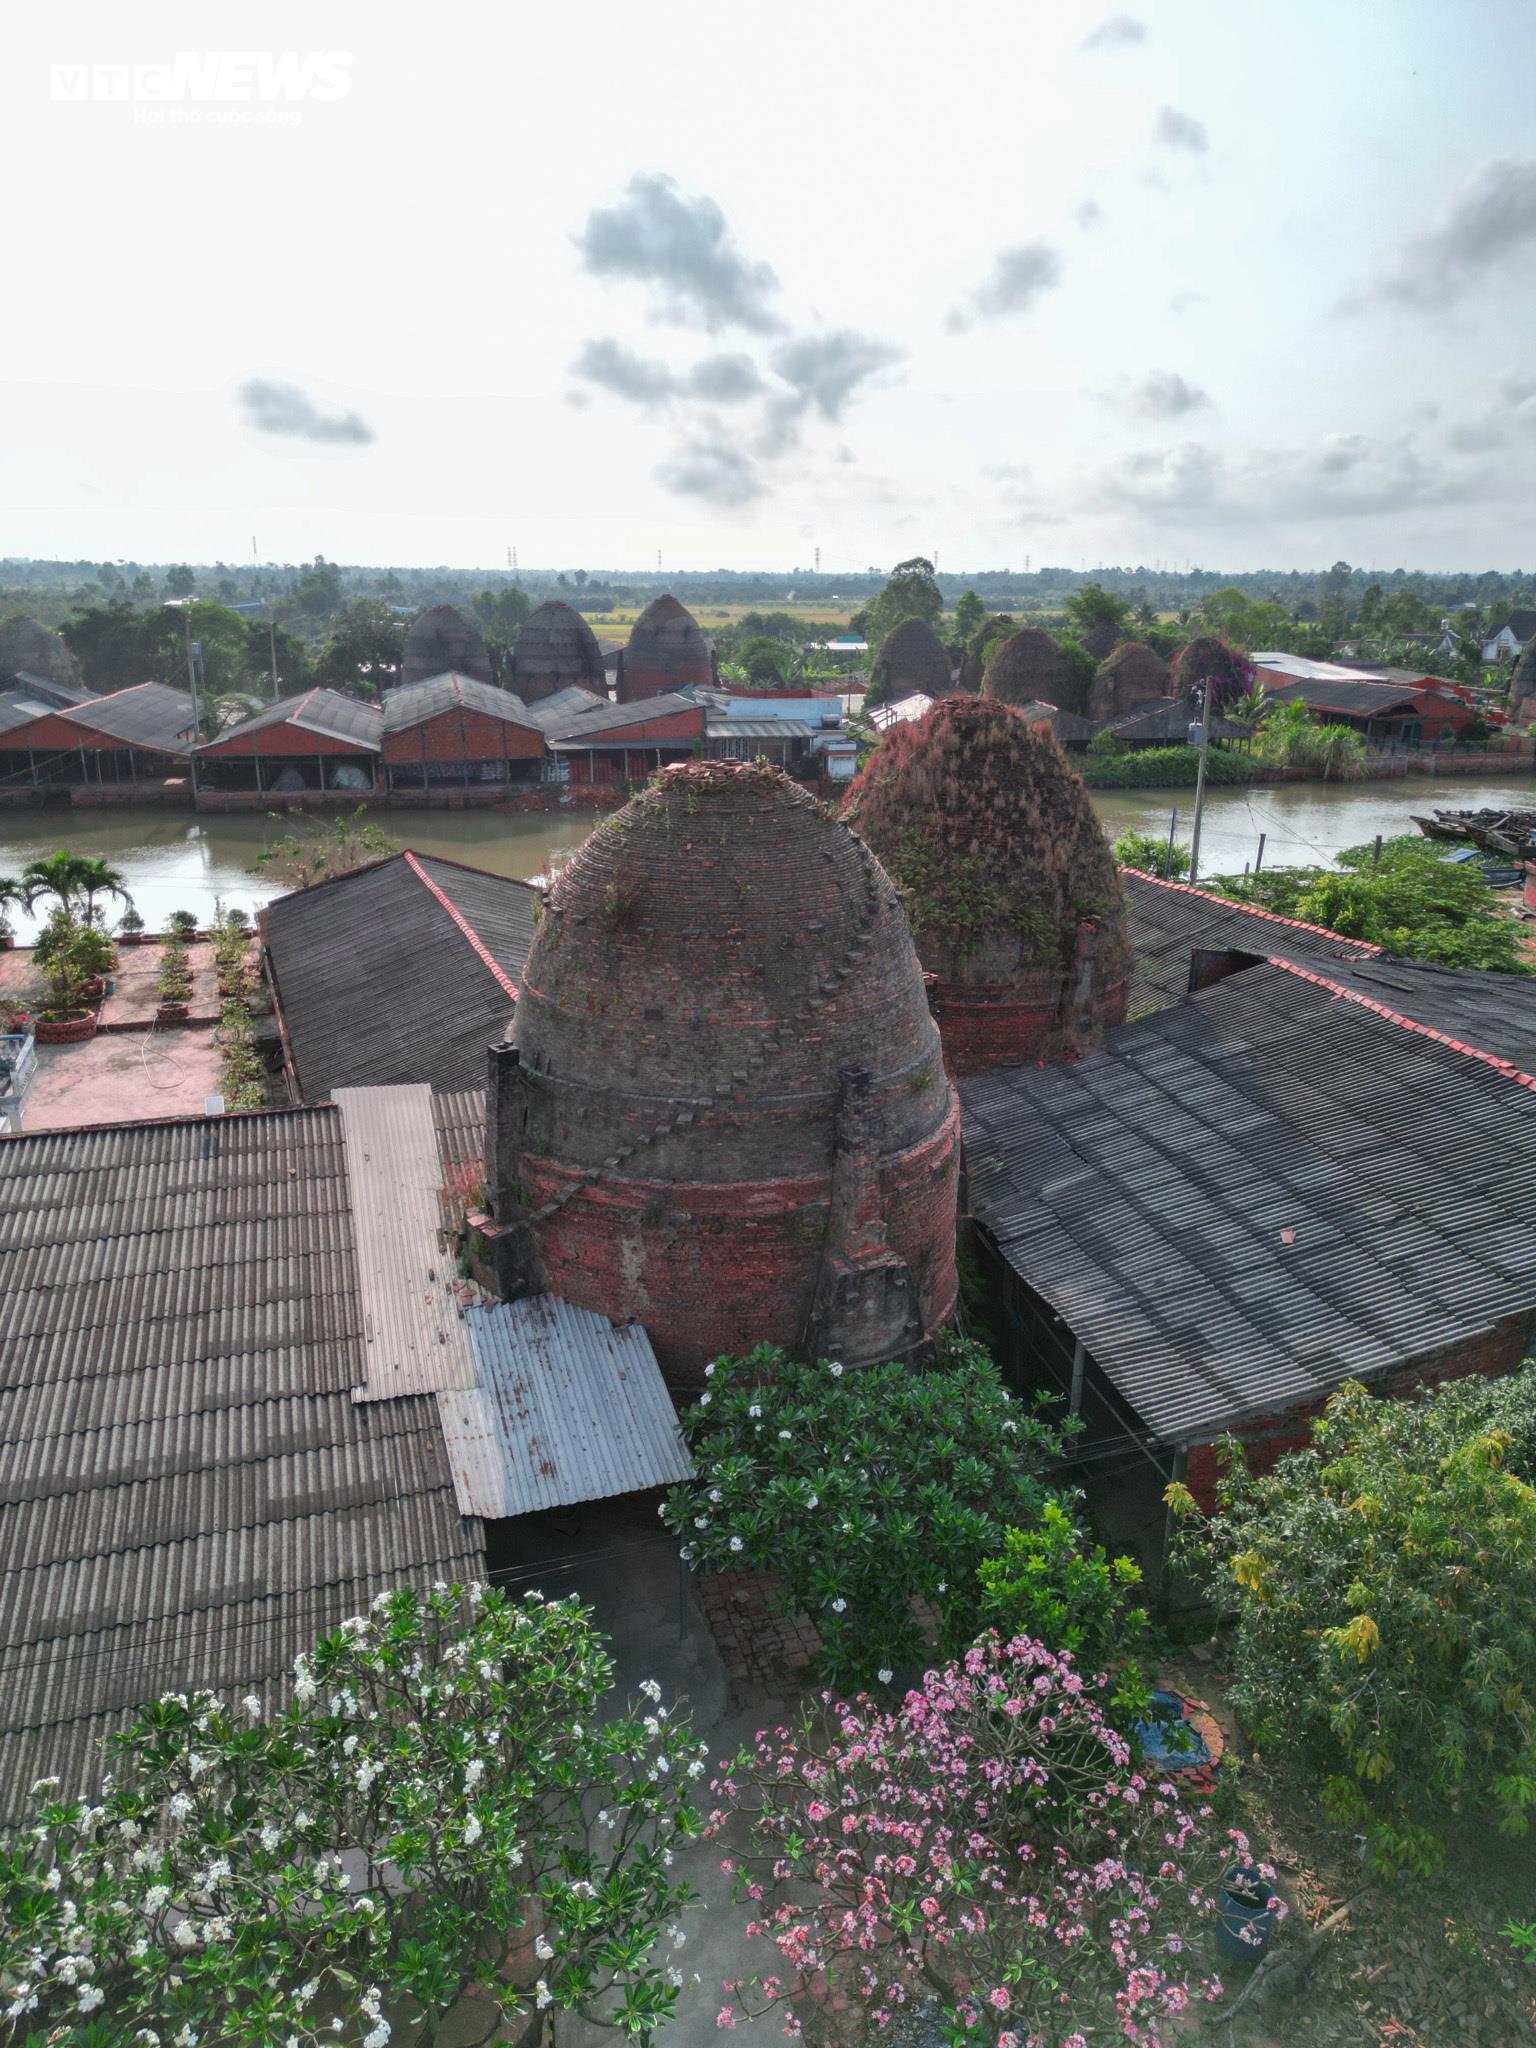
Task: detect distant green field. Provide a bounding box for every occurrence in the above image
[582,598,865,644]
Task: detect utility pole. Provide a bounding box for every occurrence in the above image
[1187,680,1212,884]
[267,599,280,700]
[182,604,204,739]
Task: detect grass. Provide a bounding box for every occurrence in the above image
[580,599,867,641]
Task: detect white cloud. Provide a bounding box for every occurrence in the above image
[1347,159,1536,311]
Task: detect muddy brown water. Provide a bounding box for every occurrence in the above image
[1,777,1531,941]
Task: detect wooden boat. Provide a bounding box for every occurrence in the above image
[1412,814,1468,841]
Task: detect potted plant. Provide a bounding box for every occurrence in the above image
[34,923,99,1044]
[69,922,118,1003]
[117,904,146,946]
[166,908,200,941]
[156,933,195,1024]
[0,997,31,1037]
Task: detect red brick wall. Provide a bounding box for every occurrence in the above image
[10,711,116,750]
[381,708,544,765]
[931,977,1129,1075]
[1183,1310,1534,1508]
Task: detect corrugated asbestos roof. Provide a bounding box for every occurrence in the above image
[4,673,96,708]
[199,687,383,752]
[263,854,535,1100]
[436,1295,691,1518]
[0,1106,481,1822]
[1320,955,1536,1074]
[62,682,198,752]
[1122,870,1378,1018]
[961,958,1536,1447]
[521,687,612,728]
[705,719,820,741]
[334,1086,477,1402]
[544,693,705,743]
[0,689,55,736]
[382,672,544,735]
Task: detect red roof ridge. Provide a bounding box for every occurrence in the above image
[404,849,519,1003]
[1123,867,1381,954]
[1265,954,1536,1091]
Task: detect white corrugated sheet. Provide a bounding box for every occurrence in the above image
[335,1085,477,1402]
[436,1294,692,1519]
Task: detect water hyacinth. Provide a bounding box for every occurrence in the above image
[708,1632,1281,2047]
[0,1585,704,2046]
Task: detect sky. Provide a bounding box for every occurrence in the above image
[5,0,1536,575]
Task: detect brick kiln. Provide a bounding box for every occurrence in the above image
[616,594,716,702]
[843,696,1133,1074]
[479,759,961,1382]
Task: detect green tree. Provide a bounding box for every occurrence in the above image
[292,555,344,623]
[1064,582,1132,640]
[1112,825,1190,879]
[314,600,406,695]
[20,850,131,922]
[1170,1369,1536,1874]
[661,1338,1073,1686]
[250,807,398,891]
[951,588,986,642]
[0,1585,705,2047]
[1358,581,1384,629]
[163,564,197,598]
[863,558,943,652]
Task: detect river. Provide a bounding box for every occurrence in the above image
[0,777,1530,941]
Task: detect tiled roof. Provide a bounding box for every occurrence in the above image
[4,673,96,708]
[382,672,544,735]
[62,682,198,752]
[0,1106,480,1821]
[199,688,383,752]
[1105,701,1248,743]
[961,958,1536,1447]
[263,853,536,1100]
[1121,870,1378,1018]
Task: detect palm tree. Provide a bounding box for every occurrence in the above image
[0,876,22,943]
[21,851,131,922]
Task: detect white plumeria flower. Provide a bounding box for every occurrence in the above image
[704,1363,716,1378]
[878,1669,894,1684]
[535,1936,554,1960]
[806,1494,818,1509]
[168,1794,193,1822]
[828,1361,844,1376]
[465,1758,485,1789]
[698,1392,711,1407]
[259,1826,281,1853]
[535,1981,553,2010]
[729,1536,743,1553]
[778,1429,792,1441]
[463,1815,483,1846]
[173,1923,198,1949]
[363,2027,390,2048]
[242,1696,262,1718]
[748,1404,762,1418]
[830,1598,847,1614]
[708,1488,722,1504]
[77,1988,105,2014]
[640,1679,662,1701]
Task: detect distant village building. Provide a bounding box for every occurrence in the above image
[869,617,952,703]
[845,696,1132,1073]
[1251,653,1479,743]
[1481,610,1536,665]
[0,682,197,795]
[478,759,961,1383]
[616,594,716,702]
[701,687,851,776]
[381,672,545,798]
[0,614,86,694]
[542,693,708,786]
[511,601,608,703]
[398,603,494,689]
[193,687,381,802]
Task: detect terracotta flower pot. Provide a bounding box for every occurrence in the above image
[35,1010,98,1045]
[156,1001,191,1026]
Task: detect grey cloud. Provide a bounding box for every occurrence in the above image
[1448,373,1536,451]
[576,173,780,332]
[1169,290,1207,314]
[770,330,901,420]
[1349,160,1536,312]
[687,353,764,403]
[1098,433,1479,525]
[1075,199,1105,230]
[1081,13,1146,48]
[947,240,1063,329]
[572,338,678,407]
[239,379,373,444]
[1131,370,1211,418]
[1154,105,1208,153]
[655,439,764,508]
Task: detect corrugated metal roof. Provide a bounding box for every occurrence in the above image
[263,855,533,1100]
[334,1086,478,1402]
[544,693,705,742]
[1122,870,1378,1019]
[199,687,383,752]
[870,694,933,729]
[521,687,612,728]
[437,1294,692,1518]
[962,959,1536,1447]
[706,719,820,741]
[382,673,544,735]
[62,682,198,752]
[0,1103,480,1823]
[0,690,54,735]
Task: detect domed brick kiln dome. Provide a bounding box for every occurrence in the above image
[511,601,607,703]
[869,616,953,702]
[483,760,960,1380]
[618,594,715,702]
[957,614,1015,694]
[982,627,1075,712]
[0,615,84,691]
[844,696,1133,1073]
[399,604,494,688]
[1088,640,1172,723]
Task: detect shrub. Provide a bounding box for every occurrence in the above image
[1208,833,1529,971]
[0,1585,705,2047]
[661,1339,1073,1686]
[1169,1369,1536,1874]
[1255,700,1366,779]
[166,908,200,939]
[1079,744,1251,789]
[710,1632,1270,2043]
[116,904,145,937]
[1175,634,1253,711]
[32,910,114,1010]
[157,935,194,1005]
[977,1500,1152,1721]
[251,806,397,891]
[1113,826,1191,879]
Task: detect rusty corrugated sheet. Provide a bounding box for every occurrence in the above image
[334,1085,477,1401]
[437,1294,692,1519]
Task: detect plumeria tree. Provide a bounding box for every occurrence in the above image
[0,1585,706,2047]
[709,1634,1271,2046]
[661,1340,1074,1688]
